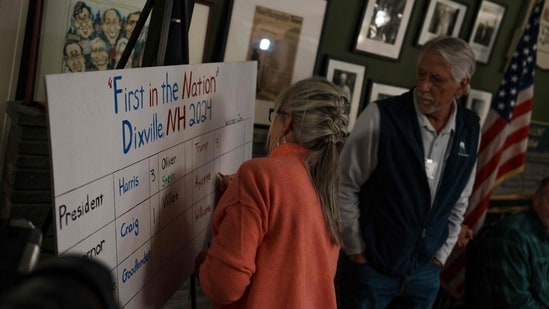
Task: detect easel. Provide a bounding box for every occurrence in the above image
[116,1,200,308]
[116,0,195,69]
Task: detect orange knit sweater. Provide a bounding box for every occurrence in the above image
[199,143,339,309]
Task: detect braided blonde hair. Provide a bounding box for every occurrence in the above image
[270,76,350,244]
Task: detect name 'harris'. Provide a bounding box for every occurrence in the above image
[119,175,139,196]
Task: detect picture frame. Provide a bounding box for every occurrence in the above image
[468,1,506,64]
[465,89,493,126]
[252,124,270,158]
[536,1,549,69]
[368,82,408,103]
[354,0,416,60]
[324,57,367,131]
[416,0,468,46]
[222,0,327,125]
[189,0,214,64]
[35,0,149,102]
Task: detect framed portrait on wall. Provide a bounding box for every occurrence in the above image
[368,82,408,103]
[354,0,416,60]
[465,89,492,126]
[35,0,149,102]
[537,1,549,69]
[416,0,468,46]
[223,0,327,125]
[62,0,149,72]
[324,57,367,131]
[468,1,506,64]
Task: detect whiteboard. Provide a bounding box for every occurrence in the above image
[45,62,256,308]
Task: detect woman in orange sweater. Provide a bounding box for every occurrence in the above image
[196,77,349,308]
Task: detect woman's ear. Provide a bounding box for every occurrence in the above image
[282,113,292,135]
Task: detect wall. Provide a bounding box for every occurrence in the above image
[0,0,29,179]
[2,1,548,144]
[318,0,549,194]
[319,0,549,122]
[201,0,549,192]
[206,0,549,122]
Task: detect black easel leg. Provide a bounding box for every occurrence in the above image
[190,274,197,309]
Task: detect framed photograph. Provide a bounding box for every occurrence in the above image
[252,124,270,158]
[368,82,408,103]
[354,0,416,60]
[536,1,549,69]
[223,0,327,125]
[465,89,492,126]
[189,0,214,64]
[324,58,367,131]
[468,1,506,64]
[416,0,468,46]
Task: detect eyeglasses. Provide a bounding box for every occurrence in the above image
[268,108,287,122]
[66,54,84,61]
[74,14,92,25]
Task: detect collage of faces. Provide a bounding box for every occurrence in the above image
[63,0,147,72]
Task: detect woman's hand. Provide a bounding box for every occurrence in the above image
[215,173,235,204]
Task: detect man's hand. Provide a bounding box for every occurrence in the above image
[457,224,474,248]
[348,253,368,264]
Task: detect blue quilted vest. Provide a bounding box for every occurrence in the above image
[359,89,480,276]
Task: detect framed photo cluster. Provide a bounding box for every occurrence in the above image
[323,58,367,131]
[351,0,507,65]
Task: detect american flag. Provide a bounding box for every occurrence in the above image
[440,2,542,299]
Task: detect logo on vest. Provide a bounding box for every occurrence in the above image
[458,141,469,157]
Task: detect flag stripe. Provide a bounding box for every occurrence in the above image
[477,117,505,153]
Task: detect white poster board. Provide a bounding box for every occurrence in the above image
[45,62,256,308]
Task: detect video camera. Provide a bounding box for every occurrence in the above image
[0,219,118,309]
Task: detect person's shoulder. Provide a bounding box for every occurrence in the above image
[457,104,481,124]
[375,89,414,114]
[377,89,412,104]
[489,211,533,239]
[239,157,269,173]
[239,156,286,176]
[237,156,301,191]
